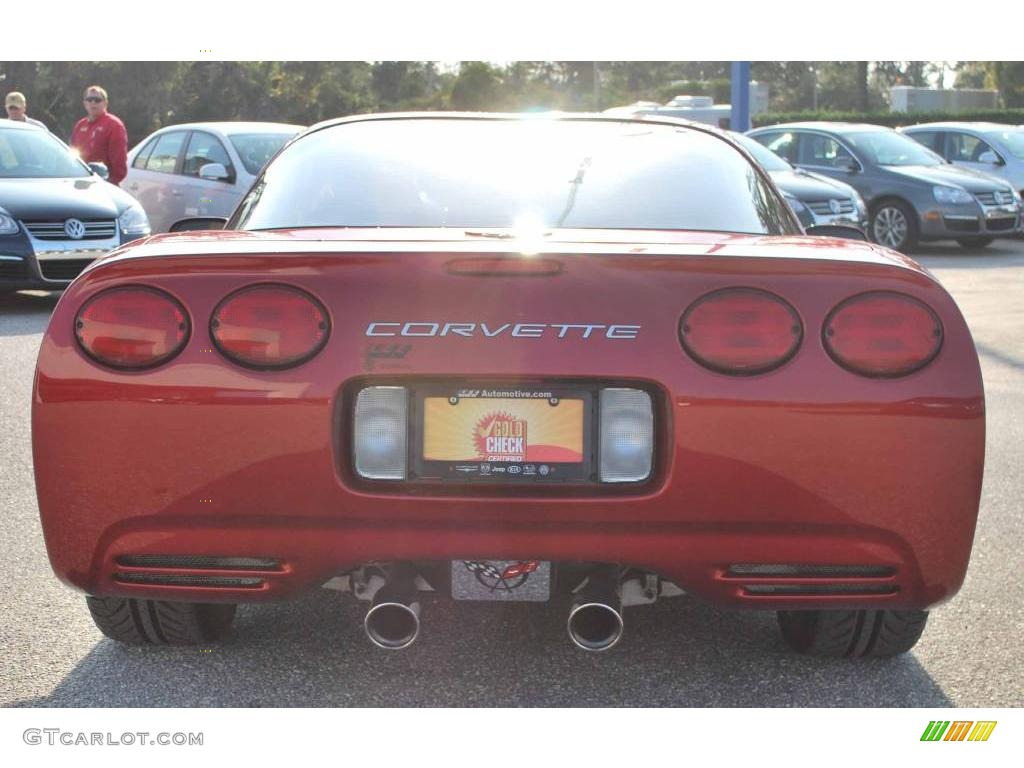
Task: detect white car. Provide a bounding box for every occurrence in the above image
[900,122,1024,197]
[124,122,303,233]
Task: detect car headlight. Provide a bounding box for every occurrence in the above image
[782,193,807,215]
[118,204,151,236]
[853,194,868,217]
[0,213,19,236]
[933,186,973,205]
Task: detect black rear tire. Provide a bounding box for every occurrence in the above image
[86,596,237,645]
[777,609,928,658]
[956,237,994,248]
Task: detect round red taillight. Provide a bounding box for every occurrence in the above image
[211,284,330,369]
[680,288,803,375]
[824,291,942,378]
[75,286,189,369]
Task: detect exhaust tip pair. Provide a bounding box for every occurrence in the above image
[362,565,627,652]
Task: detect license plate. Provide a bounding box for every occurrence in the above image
[412,386,595,483]
[452,560,551,601]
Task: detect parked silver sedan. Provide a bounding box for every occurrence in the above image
[124,122,303,233]
[900,122,1024,197]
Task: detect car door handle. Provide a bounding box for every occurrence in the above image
[171,190,183,196]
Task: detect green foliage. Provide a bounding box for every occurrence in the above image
[753,108,1024,128]
[2,61,1021,149]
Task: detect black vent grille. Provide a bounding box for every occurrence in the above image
[943,217,980,233]
[727,563,898,598]
[743,584,898,596]
[727,564,895,578]
[986,217,1017,231]
[39,259,94,281]
[117,555,281,571]
[115,573,264,588]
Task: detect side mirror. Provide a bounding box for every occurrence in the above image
[805,224,868,241]
[88,162,109,180]
[170,217,227,232]
[198,162,230,181]
[835,157,860,173]
[977,150,1003,166]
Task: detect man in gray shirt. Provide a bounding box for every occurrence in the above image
[5,92,49,131]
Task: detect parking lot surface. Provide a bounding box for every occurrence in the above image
[1,240,1021,707]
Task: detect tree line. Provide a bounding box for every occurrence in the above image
[1,61,1021,148]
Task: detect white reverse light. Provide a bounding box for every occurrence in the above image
[354,386,408,480]
[599,388,653,483]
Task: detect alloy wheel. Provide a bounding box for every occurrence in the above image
[872,206,909,249]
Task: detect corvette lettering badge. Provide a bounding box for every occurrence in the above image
[365,322,640,340]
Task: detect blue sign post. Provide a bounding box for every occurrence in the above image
[730,61,751,132]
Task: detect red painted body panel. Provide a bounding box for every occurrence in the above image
[32,229,985,609]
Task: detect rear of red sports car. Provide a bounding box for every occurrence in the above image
[32,115,984,656]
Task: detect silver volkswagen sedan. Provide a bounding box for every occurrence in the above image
[124,122,303,233]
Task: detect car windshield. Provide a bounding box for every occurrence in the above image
[228,132,296,175]
[233,119,792,235]
[732,132,791,172]
[987,129,1024,159]
[0,126,91,179]
[845,131,943,167]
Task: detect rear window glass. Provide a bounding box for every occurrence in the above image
[233,119,792,235]
[228,133,295,175]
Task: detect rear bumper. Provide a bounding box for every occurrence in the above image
[34,373,984,611]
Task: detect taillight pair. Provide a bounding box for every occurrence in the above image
[74,285,329,370]
[680,288,942,378]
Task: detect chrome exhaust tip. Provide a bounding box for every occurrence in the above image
[364,599,421,650]
[567,567,625,651]
[567,601,624,651]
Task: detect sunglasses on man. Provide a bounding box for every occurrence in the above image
[84,96,105,103]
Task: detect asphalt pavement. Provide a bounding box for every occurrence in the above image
[1,240,1021,707]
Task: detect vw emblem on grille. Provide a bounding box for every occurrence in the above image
[63,218,86,240]
[828,199,842,215]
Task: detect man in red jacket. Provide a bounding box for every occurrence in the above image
[70,85,128,186]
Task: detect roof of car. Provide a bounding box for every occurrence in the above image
[305,110,717,134]
[0,119,48,132]
[749,122,892,134]
[151,121,304,135]
[901,122,1019,132]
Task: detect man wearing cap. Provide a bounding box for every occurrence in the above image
[70,85,128,186]
[4,92,49,130]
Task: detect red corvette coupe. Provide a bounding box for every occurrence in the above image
[32,114,985,656]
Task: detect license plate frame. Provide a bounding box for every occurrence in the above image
[410,384,596,484]
[452,560,551,601]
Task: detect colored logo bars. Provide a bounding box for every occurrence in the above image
[920,721,997,742]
